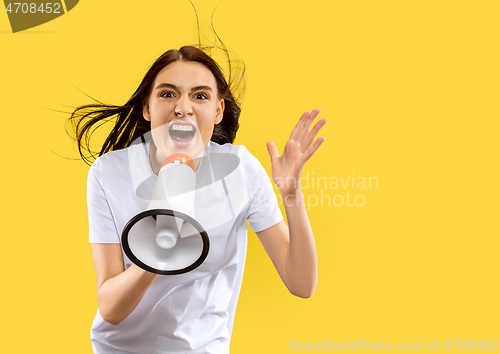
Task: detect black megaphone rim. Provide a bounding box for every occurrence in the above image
[122,209,209,275]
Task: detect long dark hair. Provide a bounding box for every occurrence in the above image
[67,45,245,165]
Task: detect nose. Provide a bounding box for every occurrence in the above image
[174,95,193,117]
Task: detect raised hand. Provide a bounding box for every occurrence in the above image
[266,109,326,198]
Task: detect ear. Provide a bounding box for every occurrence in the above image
[143,103,151,122]
[214,99,225,125]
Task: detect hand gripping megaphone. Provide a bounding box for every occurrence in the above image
[121,153,209,275]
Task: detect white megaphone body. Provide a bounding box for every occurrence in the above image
[122,153,209,275]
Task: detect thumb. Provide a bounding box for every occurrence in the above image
[266,141,280,162]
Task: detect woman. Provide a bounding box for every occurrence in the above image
[72,45,326,353]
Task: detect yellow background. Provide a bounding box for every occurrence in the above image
[1,0,498,352]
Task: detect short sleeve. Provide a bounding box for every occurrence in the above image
[245,167,284,232]
[87,159,120,243]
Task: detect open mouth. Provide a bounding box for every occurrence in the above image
[169,123,196,143]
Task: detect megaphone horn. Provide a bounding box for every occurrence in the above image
[122,153,209,275]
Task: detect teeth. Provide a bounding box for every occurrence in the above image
[170,124,194,132]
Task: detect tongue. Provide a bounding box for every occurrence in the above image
[170,130,195,142]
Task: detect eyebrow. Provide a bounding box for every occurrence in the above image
[155,83,212,92]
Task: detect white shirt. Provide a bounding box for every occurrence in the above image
[87,138,283,354]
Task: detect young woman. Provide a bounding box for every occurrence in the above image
[72,45,326,353]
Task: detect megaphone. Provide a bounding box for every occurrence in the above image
[122,153,209,275]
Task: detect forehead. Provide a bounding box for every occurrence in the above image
[154,61,217,88]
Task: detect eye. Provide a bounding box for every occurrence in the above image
[193,92,208,100]
[160,91,175,98]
